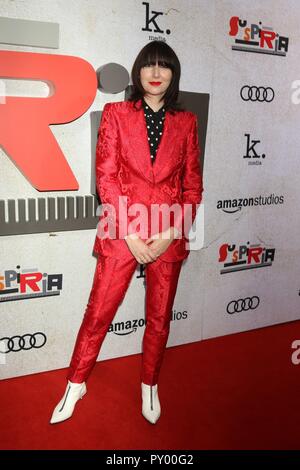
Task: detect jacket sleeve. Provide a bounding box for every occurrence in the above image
[172,114,204,238]
[96,103,135,238]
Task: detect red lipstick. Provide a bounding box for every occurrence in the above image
[149,82,162,86]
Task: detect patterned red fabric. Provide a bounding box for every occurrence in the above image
[93,99,203,262]
[67,255,183,385]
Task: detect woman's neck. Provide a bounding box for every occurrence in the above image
[143,95,164,112]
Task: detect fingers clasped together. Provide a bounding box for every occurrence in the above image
[125,229,176,264]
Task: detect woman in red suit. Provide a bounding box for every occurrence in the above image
[50,40,203,425]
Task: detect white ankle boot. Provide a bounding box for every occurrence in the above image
[50,380,87,424]
[141,382,161,424]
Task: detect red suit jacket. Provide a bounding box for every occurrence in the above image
[93,98,203,262]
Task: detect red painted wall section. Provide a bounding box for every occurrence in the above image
[0,50,98,191]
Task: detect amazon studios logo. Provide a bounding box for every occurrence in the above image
[217,193,284,214]
[0,265,63,303]
[108,308,188,336]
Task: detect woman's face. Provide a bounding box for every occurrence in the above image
[140,60,172,99]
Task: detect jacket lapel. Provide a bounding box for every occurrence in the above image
[127,98,177,183]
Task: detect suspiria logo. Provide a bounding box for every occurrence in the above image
[229,16,289,56]
[0,265,63,302]
[218,242,275,274]
[108,309,188,336]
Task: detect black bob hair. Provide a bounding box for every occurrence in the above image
[128,40,185,114]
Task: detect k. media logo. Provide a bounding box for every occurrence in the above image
[218,242,275,274]
[229,16,289,56]
[0,265,63,302]
[142,1,171,38]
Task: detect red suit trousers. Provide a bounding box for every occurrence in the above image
[67,254,183,385]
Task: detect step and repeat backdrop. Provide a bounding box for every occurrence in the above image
[1,0,299,379]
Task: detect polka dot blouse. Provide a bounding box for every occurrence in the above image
[142,97,166,165]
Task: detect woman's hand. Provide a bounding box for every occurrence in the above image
[144,227,177,258]
[125,233,158,264]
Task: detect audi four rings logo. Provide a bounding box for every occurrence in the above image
[226,296,260,314]
[240,86,275,102]
[0,332,47,353]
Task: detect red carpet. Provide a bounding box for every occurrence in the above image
[1,320,300,450]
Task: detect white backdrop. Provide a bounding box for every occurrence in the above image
[1,0,299,380]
